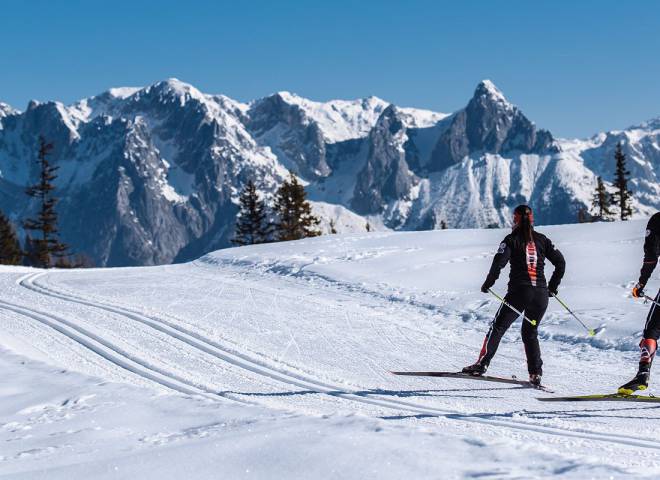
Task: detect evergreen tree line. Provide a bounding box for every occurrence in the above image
[588,142,634,222]
[232,171,322,246]
[0,137,86,267]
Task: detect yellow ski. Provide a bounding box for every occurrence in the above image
[538,393,660,403]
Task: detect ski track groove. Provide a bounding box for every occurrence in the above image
[17,270,660,452]
[1,282,220,401]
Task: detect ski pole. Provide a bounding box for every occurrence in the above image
[551,293,597,336]
[488,289,537,326]
[643,294,660,308]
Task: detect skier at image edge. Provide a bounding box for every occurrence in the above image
[619,212,660,395]
[462,205,566,386]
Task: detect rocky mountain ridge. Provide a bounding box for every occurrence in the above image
[1,79,658,266]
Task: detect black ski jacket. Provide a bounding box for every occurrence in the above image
[639,213,660,286]
[484,231,565,291]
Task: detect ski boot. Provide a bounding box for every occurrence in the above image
[619,339,656,395]
[462,361,488,376]
[529,374,542,387]
[618,369,649,396]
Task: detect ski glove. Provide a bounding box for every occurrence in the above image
[548,281,559,297]
[632,282,646,298]
[481,277,495,293]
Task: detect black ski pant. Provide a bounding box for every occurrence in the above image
[635,289,660,372]
[478,286,548,375]
[643,289,660,340]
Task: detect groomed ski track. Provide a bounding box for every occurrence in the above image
[8,270,655,451]
[2,266,660,461]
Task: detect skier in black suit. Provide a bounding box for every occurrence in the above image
[462,204,566,386]
[620,213,660,394]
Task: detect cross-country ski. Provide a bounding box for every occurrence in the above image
[538,394,660,403]
[391,371,555,392]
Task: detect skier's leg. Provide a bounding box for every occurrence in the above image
[641,289,660,353]
[637,289,660,372]
[619,290,660,394]
[521,288,549,376]
[468,291,524,370]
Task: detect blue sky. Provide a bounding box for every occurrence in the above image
[1,0,658,137]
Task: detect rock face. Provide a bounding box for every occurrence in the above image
[1,78,659,266]
[247,93,330,179]
[352,105,416,219]
[430,81,557,171]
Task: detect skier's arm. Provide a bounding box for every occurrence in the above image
[481,238,511,292]
[639,217,660,287]
[545,238,566,294]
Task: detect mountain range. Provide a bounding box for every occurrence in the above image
[1,79,658,266]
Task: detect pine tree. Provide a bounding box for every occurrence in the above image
[273,171,321,241]
[0,210,22,265]
[21,235,38,267]
[365,222,371,232]
[232,180,271,246]
[612,142,633,221]
[440,220,448,230]
[329,219,337,234]
[577,207,590,224]
[23,137,70,268]
[591,176,612,221]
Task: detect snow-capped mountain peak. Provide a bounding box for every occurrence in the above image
[474,79,510,106]
[0,102,16,117]
[147,78,206,104]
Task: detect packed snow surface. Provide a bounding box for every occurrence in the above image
[2,220,660,478]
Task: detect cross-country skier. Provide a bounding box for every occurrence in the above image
[462,204,566,386]
[619,213,660,395]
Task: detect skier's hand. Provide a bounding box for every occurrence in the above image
[480,280,493,293]
[632,282,646,298]
[548,282,559,297]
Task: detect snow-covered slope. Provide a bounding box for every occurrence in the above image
[251,92,446,145]
[1,79,659,266]
[255,92,389,144]
[559,119,660,215]
[1,221,660,478]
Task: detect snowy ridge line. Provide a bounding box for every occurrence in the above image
[0,291,220,402]
[23,272,660,452]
